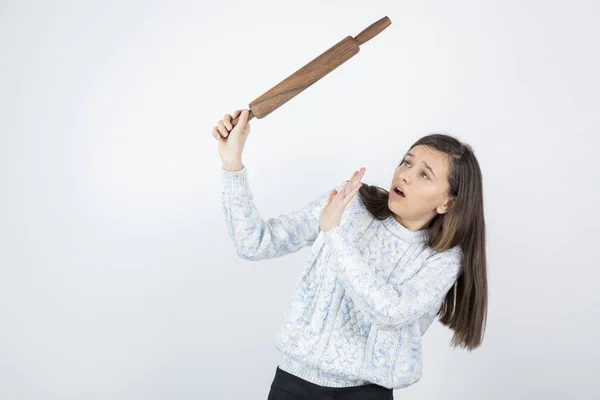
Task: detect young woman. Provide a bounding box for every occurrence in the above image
[213,109,487,399]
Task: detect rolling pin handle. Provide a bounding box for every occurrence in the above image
[353,16,391,46]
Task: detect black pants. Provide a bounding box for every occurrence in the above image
[267,366,394,400]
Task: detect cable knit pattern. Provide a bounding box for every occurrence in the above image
[221,165,463,390]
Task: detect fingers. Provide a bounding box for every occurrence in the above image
[237,109,248,126]
[213,126,221,141]
[223,114,233,130]
[217,120,229,138]
[345,181,362,200]
[338,168,365,199]
[213,110,247,142]
[350,167,366,185]
[327,190,336,203]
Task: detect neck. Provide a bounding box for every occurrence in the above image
[392,213,432,232]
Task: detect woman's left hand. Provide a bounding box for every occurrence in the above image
[319,167,366,233]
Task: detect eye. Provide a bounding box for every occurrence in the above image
[402,160,429,179]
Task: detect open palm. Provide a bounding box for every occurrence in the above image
[319,167,366,232]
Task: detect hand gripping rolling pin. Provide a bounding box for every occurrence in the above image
[230,16,392,126]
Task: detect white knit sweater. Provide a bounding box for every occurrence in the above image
[221,165,463,390]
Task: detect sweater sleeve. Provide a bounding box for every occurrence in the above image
[323,225,462,329]
[221,165,346,261]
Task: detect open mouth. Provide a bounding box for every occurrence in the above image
[394,187,405,197]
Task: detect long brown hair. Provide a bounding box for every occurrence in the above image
[358,133,487,351]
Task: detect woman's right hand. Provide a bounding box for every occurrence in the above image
[213,109,251,168]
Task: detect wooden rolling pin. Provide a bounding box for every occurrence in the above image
[230,16,391,126]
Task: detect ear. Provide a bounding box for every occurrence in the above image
[437,197,455,215]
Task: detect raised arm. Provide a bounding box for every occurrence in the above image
[222,165,345,261]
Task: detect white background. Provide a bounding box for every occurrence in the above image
[1,0,598,398]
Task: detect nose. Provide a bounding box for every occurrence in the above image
[398,173,411,184]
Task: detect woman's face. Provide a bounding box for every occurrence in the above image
[388,144,455,231]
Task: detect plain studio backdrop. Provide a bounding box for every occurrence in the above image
[1,0,598,399]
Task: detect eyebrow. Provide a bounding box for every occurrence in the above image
[406,152,437,179]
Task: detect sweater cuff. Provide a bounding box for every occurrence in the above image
[323,225,348,253]
[222,164,250,193]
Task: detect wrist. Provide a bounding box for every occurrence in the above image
[222,161,244,172]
